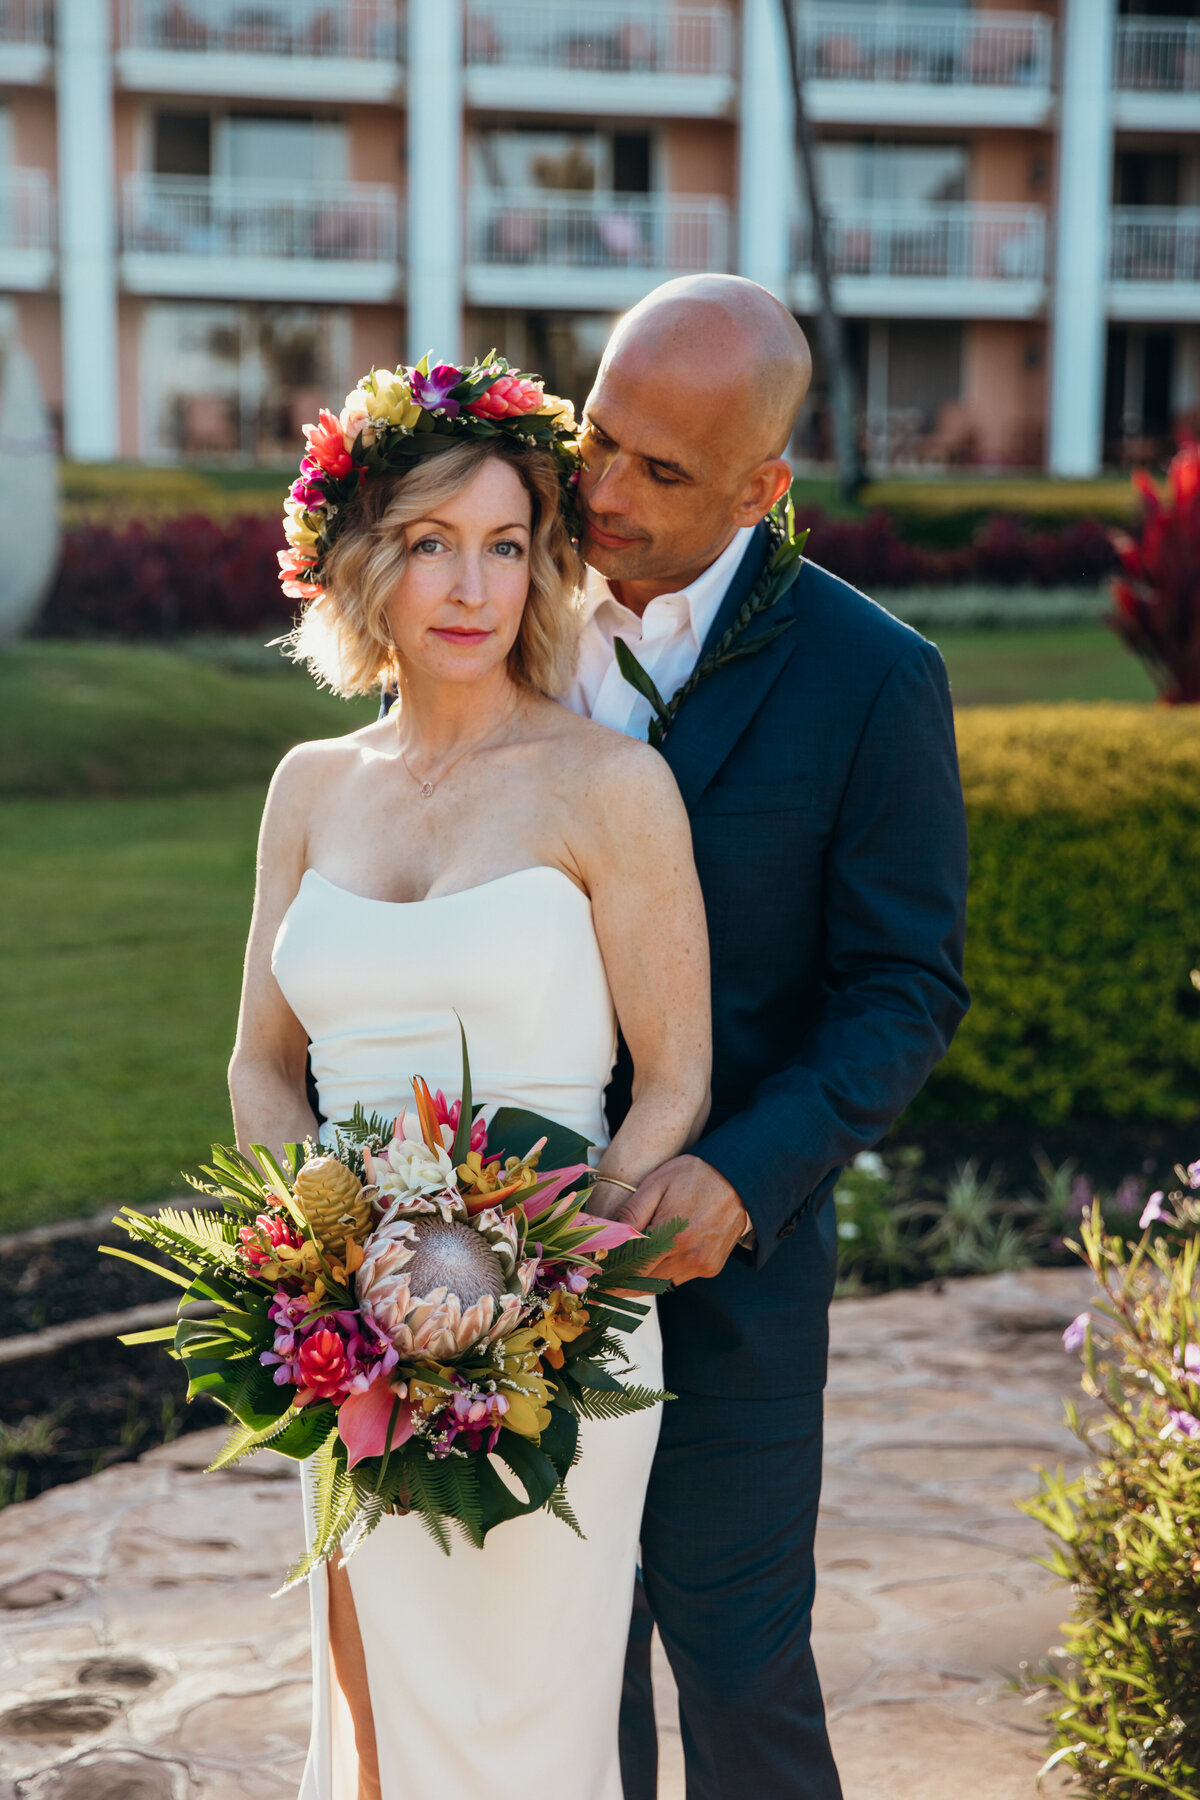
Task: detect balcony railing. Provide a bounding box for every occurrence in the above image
[468,190,729,274]
[793,203,1046,285]
[465,2,732,78]
[119,0,401,60]
[799,5,1052,90]
[1114,20,1200,94]
[0,0,51,46]
[0,167,54,252]
[122,175,399,263]
[1109,209,1200,285]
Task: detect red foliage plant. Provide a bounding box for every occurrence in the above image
[36,507,1121,641]
[1110,444,1200,704]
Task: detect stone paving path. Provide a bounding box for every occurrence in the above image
[0,1268,1090,1798]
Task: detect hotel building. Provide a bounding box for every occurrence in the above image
[4,0,1200,473]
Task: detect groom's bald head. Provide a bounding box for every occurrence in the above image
[578,277,812,605]
[606,276,812,458]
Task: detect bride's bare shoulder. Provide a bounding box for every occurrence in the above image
[539,700,685,827]
[264,715,391,807]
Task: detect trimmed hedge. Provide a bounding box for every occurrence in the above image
[919,705,1200,1125]
[37,508,1121,640]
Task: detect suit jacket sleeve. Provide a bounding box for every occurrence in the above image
[694,636,970,1267]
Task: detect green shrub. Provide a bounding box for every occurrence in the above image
[918,705,1200,1125]
[1023,1197,1200,1797]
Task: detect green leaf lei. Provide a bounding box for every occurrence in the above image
[614,492,809,750]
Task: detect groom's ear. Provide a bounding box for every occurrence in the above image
[731,458,792,529]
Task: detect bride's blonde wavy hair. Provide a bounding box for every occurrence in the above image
[287,439,583,698]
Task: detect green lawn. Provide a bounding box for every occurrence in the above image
[0,789,263,1230]
[0,640,376,797]
[0,628,1159,1232]
[935,625,1157,706]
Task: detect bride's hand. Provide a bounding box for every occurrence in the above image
[585,1173,638,1220]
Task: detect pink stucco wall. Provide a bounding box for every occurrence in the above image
[963,320,1047,467]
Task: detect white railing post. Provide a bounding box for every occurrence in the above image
[738,0,791,298]
[407,0,462,363]
[1049,0,1114,478]
[58,0,119,460]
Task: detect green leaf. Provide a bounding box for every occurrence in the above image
[450,1014,474,1168]
[487,1106,593,1172]
[614,637,670,724]
[117,1324,180,1345]
[98,1245,193,1290]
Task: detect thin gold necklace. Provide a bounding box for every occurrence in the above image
[396,696,520,801]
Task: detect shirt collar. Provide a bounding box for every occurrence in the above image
[583,525,756,651]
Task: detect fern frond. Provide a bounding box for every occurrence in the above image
[545,1481,586,1539]
[208,1404,302,1471]
[569,1384,672,1422]
[405,1455,453,1555]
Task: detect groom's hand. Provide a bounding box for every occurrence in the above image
[617,1155,751,1285]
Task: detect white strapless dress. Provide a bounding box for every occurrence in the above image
[272,866,663,1800]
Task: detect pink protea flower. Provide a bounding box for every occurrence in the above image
[356,1209,531,1362]
[467,374,544,420]
[304,409,354,477]
[237,1212,302,1272]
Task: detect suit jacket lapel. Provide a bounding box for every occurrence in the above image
[660,521,802,812]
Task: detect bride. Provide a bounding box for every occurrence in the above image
[227,366,711,1800]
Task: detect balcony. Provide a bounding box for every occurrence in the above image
[0,168,55,288]
[0,0,52,84]
[465,189,730,307]
[464,2,734,118]
[1113,20,1200,131]
[116,0,403,104]
[1109,209,1200,322]
[120,174,401,303]
[799,6,1053,129]
[790,203,1047,319]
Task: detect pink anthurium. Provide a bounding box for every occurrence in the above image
[339,1383,414,1471]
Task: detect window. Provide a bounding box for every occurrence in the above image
[149,110,347,184]
[818,141,968,206]
[470,129,654,195]
[141,302,350,461]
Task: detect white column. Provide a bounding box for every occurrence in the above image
[1048,0,1115,477]
[57,0,119,461]
[406,0,463,366]
[737,0,792,299]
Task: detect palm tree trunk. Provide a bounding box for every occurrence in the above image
[778,0,864,500]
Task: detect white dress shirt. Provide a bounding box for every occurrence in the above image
[566,525,758,1245]
[567,527,755,738]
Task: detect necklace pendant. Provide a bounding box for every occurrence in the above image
[419,781,435,800]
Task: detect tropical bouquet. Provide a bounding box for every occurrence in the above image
[104,1032,675,1587]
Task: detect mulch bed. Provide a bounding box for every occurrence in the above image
[0,1212,219,1506]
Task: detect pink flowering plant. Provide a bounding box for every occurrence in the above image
[104,1030,676,1587]
[1021,1170,1200,1793]
[277,352,579,607]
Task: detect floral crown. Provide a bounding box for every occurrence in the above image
[279,354,580,604]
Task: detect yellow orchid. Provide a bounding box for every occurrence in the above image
[536,1289,591,1370]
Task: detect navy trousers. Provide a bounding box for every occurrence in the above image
[620,1388,842,1800]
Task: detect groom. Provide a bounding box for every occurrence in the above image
[569,277,970,1798]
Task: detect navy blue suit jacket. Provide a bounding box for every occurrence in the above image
[605,521,969,1399]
